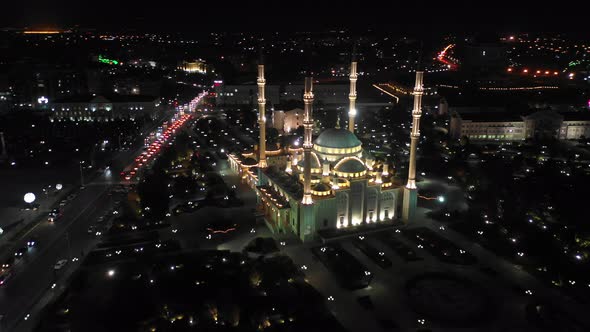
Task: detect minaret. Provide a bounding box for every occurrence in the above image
[257,51,268,168]
[347,49,358,133]
[402,63,424,223]
[301,76,314,205]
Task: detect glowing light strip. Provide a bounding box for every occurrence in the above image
[418,195,437,200]
[23,30,64,34]
[479,86,558,91]
[206,227,236,234]
[333,156,366,170]
[372,84,400,102]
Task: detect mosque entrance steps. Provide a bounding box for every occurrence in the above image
[317,219,402,243]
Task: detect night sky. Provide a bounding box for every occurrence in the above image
[2,0,584,34]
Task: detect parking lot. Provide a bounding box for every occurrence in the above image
[276,226,533,331]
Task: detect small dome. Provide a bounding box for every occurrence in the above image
[297,152,321,168]
[335,158,366,173]
[313,183,331,192]
[314,128,361,149]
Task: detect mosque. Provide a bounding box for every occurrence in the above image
[228,53,424,242]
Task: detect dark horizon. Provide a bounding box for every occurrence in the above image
[2,0,586,36]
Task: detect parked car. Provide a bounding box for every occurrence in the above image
[21,203,40,211]
[87,225,102,236]
[53,259,68,270]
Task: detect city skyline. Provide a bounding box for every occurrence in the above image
[1,8,590,332]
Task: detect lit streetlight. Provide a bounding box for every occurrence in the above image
[24,193,36,204]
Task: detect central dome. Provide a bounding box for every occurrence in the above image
[314,128,361,149]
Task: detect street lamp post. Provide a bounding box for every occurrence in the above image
[79,161,84,187]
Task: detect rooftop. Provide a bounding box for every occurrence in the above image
[52,94,158,103]
[454,111,523,122]
[315,128,362,149]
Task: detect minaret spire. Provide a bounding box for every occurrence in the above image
[301,76,314,205]
[347,45,358,133]
[257,49,268,168]
[402,57,425,222]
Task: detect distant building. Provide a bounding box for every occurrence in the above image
[450,108,590,142]
[560,112,590,139]
[526,110,590,140]
[272,108,303,133]
[215,84,281,106]
[50,94,159,121]
[178,60,208,74]
[214,82,349,106]
[450,110,526,141]
[283,83,349,105]
[438,98,448,116]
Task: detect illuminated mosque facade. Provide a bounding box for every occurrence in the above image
[228,52,424,242]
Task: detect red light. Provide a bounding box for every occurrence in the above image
[507,68,513,72]
[536,70,541,74]
[523,69,529,73]
[544,71,549,75]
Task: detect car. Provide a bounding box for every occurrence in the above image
[88,225,97,234]
[0,271,12,286]
[59,199,68,207]
[67,193,77,201]
[48,208,61,222]
[172,203,198,216]
[54,259,68,270]
[2,256,14,271]
[14,247,27,258]
[27,238,38,247]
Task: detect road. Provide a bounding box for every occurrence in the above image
[0,184,113,331]
[0,108,181,331]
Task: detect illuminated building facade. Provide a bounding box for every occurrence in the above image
[178,60,208,74]
[450,111,526,141]
[272,108,304,133]
[228,57,401,242]
[49,94,159,121]
[451,109,590,142]
[215,84,281,106]
[215,83,348,106]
